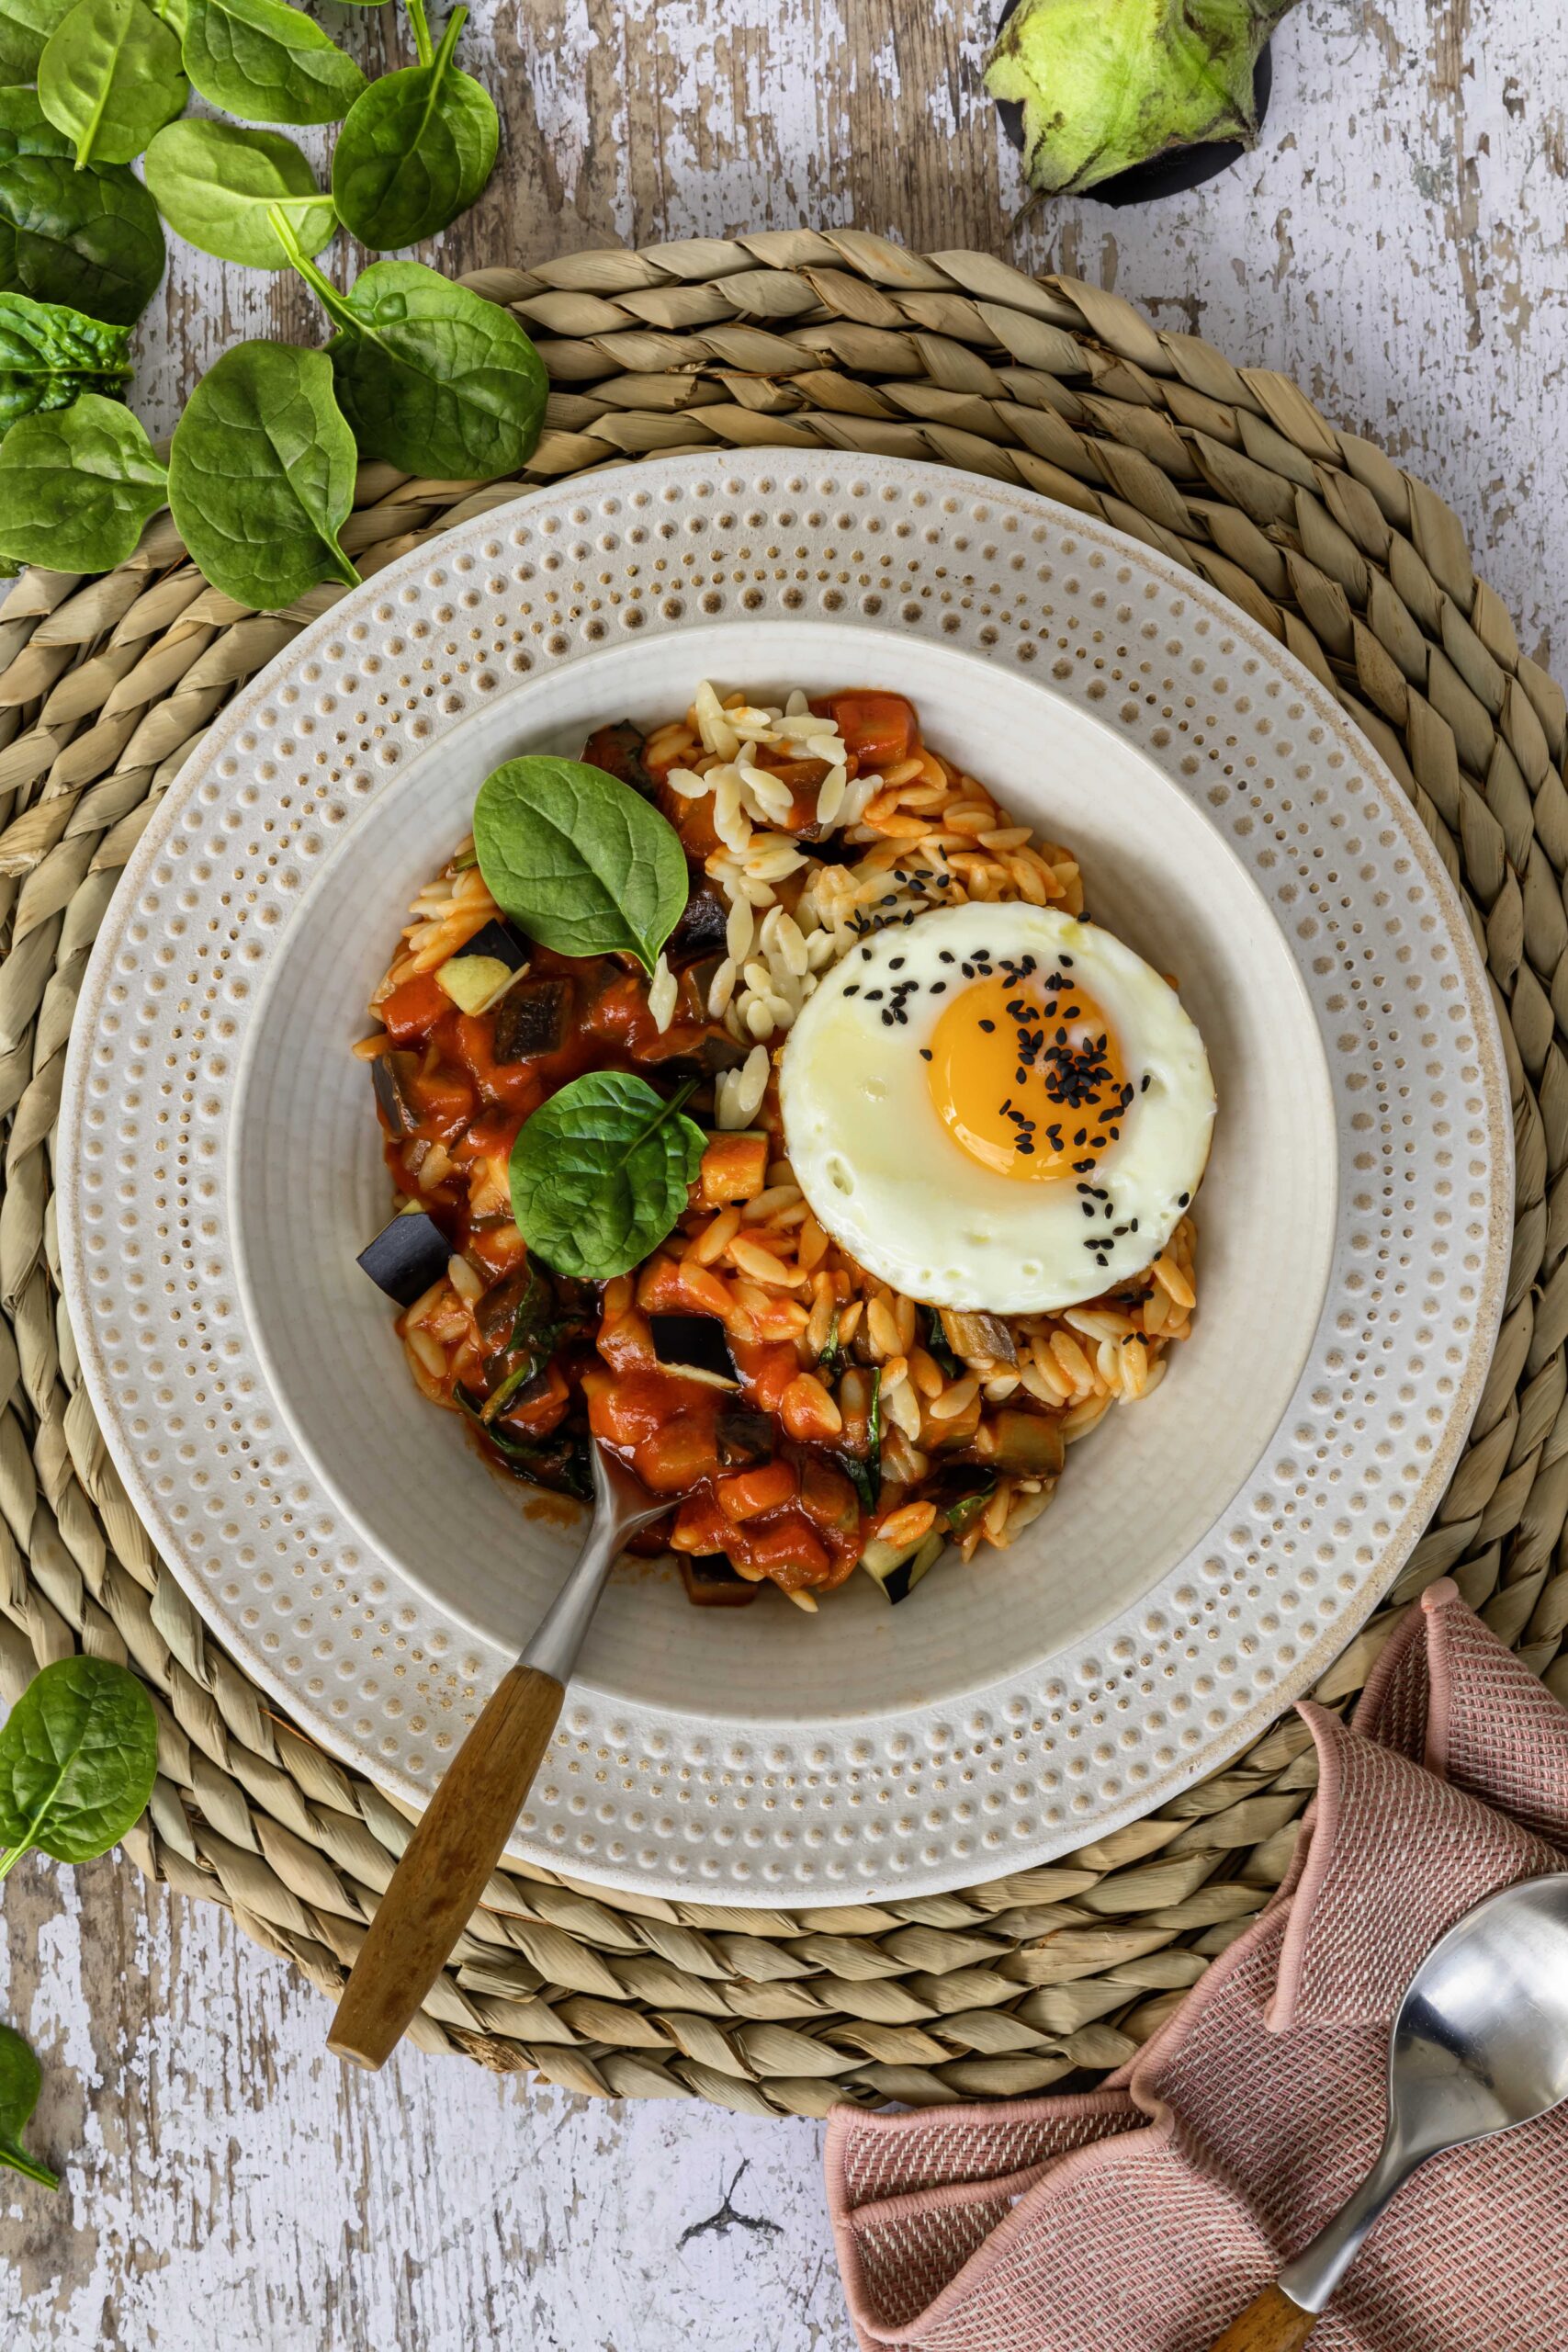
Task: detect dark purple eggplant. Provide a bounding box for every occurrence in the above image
[667,885,729,967]
[715,1405,775,1467]
[371,1049,422,1139]
[357,1207,448,1306]
[651,1314,740,1386]
[492,977,571,1064]
[581,721,656,799]
[448,916,528,974]
[680,1554,758,1607]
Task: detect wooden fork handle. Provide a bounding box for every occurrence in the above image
[1206,2284,1319,2351]
[328,1662,563,2070]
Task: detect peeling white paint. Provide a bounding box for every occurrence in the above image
[14,0,1564,2339]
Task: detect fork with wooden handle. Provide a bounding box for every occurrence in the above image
[327,1443,667,2070]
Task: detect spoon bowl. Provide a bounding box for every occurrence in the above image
[1211,1871,1568,2348]
[1382,1874,1568,2157]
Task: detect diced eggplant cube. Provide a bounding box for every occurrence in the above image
[371,1048,422,1138]
[939,1306,1019,1368]
[437,955,513,1014]
[651,1314,739,1385]
[667,885,730,967]
[492,978,570,1063]
[357,1207,449,1306]
[715,1405,774,1467]
[860,1529,945,1604]
[474,1264,532,1345]
[989,1410,1065,1477]
[696,1031,750,1074]
[581,720,656,798]
[448,917,529,973]
[679,1553,759,1608]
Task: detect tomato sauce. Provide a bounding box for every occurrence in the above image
[371,692,920,1600]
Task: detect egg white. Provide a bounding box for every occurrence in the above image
[779,902,1215,1315]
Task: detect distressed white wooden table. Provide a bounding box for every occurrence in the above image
[4,1,1564,2343]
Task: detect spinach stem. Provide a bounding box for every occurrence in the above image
[0,2145,59,2188]
[405,0,434,69]
[0,1839,33,1882]
[266,209,357,339]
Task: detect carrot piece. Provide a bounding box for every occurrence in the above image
[824,692,916,768]
[698,1131,769,1206]
[380,972,449,1043]
[744,1517,830,1585]
[634,1415,716,1496]
[717,1458,798,1522]
[741,1340,801,1413]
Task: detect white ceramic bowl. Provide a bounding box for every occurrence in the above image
[59,454,1510,1899]
[235,617,1333,1720]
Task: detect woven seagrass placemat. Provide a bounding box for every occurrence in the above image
[0,229,1557,2117]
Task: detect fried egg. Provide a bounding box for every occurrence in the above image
[780,902,1215,1314]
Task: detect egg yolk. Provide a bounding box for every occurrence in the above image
[927,964,1132,1182]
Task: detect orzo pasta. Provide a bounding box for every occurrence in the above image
[355,686,1212,1611]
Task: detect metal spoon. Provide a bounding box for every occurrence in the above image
[328,1442,666,2070]
[1210,1871,1568,2348]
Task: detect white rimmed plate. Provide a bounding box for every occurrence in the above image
[57,453,1511,1904]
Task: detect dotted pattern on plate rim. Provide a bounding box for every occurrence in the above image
[62,458,1507,1898]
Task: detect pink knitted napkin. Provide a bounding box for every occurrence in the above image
[825,1578,1568,2351]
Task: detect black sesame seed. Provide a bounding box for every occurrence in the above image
[844,984,860,996]
[978,1019,995,1033]
[889,956,905,968]
[931,980,947,993]
[939,950,954,964]
[1178,1192,1190,1207]
[919,1047,932,1061]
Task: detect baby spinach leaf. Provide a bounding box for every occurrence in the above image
[0,288,130,439]
[168,338,359,607]
[474,755,688,974]
[0,393,165,571]
[0,2024,58,2189]
[183,0,366,126]
[0,85,73,155]
[145,119,333,266]
[272,223,545,479]
[38,0,187,166]
[0,152,164,322]
[331,0,495,250]
[0,1656,158,1877]
[0,0,74,80]
[509,1071,706,1282]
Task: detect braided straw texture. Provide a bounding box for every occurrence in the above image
[0,229,1560,2116]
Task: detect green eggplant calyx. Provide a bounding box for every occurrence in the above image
[984,0,1300,198]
